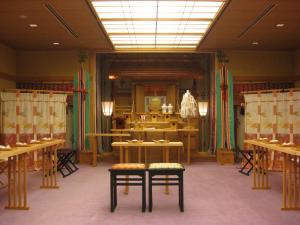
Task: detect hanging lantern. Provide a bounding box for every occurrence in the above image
[102,101,114,116]
[198,101,208,117]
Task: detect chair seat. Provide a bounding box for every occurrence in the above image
[111,163,146,170]
[149,163,184,170]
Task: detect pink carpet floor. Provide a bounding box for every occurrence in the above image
[0,162,300,225]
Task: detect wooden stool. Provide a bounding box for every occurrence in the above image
[109,163,146,212]
[238,149,253,176]
[57,148,78,177]
[148,163,185,212]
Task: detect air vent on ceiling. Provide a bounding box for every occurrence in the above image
[44,3,79,38]
[238,3,277,38]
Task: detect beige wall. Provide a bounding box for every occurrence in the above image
[17,50,81,80]
[294,49,300,75]
[0,43,16,76]
[294,49,300,86]
[0,79,16,89]
[224,50,294,78]
[0,43,16,88]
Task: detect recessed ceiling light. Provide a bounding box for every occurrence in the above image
[19,15,28,19]
[53,42,60,45]
[276,23,285,27]
[29,24,38,28]
[252,42,259,45]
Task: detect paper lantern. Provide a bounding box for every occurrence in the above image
[102,101,113,116]
[198,101,208,117]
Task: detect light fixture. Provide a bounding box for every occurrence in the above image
[252,41,259,45]
[19,15,28,19]
[91,0,225,50]
[276,23,284,27]
[102,101,114,116]
[198,101,208,117]
[29,24,38,28]
[108,74,117,80]
[198,101,208,151]
[53,42,60,45]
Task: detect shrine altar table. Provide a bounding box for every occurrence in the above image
[111,128,198,164]
[0,139,65,210]
[244,139,300,210]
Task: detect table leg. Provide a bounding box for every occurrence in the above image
[252,147,270,190]
[124,147,129,195]
[41,146,59,189]
[187,133,191,164]
[145,147,148,164]
[253,147,257,189]
[119,146,123,163]
[91,136,97,167]
[283,153,287,209]
[5,154,29,210]
[165,147,170,195]
[138,133,142,163]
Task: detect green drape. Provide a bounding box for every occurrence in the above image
[215,65,235,150]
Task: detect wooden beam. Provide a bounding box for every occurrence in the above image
[233,75,300,82]
[16,75,73,82]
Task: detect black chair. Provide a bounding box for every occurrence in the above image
[57,148,78,177]
[148,163,185,212]
[109,163,146,212]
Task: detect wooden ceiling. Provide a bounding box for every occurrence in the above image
[200,0,300,50]
[0,0,112,50]
[0,0,299,51]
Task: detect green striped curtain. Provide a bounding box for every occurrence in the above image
[215,65,235,150]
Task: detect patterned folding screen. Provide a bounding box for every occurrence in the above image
[244,90,300,170]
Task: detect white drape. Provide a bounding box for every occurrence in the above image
[244,91,300,170]
[245,91,300,142]
[0,92,67,146]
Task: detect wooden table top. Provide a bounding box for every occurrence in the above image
[111,128,198,133]
[244,139,300,156]
[112,141,183,147]
[0,139,65,159]
[86,133,131,137]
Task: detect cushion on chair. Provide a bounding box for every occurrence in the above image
[111,163,146,170]
[149,163,184,170]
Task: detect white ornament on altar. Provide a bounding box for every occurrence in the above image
[180,90,197,119]
[161,103,167,114]
[167,104,173,114]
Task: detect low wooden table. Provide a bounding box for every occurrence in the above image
[0,139,65,210]
[86,133,131,166]
[245,139,300,210]
[111,128,198,163]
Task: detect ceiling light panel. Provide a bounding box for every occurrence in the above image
[91,0,225,50]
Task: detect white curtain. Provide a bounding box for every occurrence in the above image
[244,91,300,170]
[0,92,67,146]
